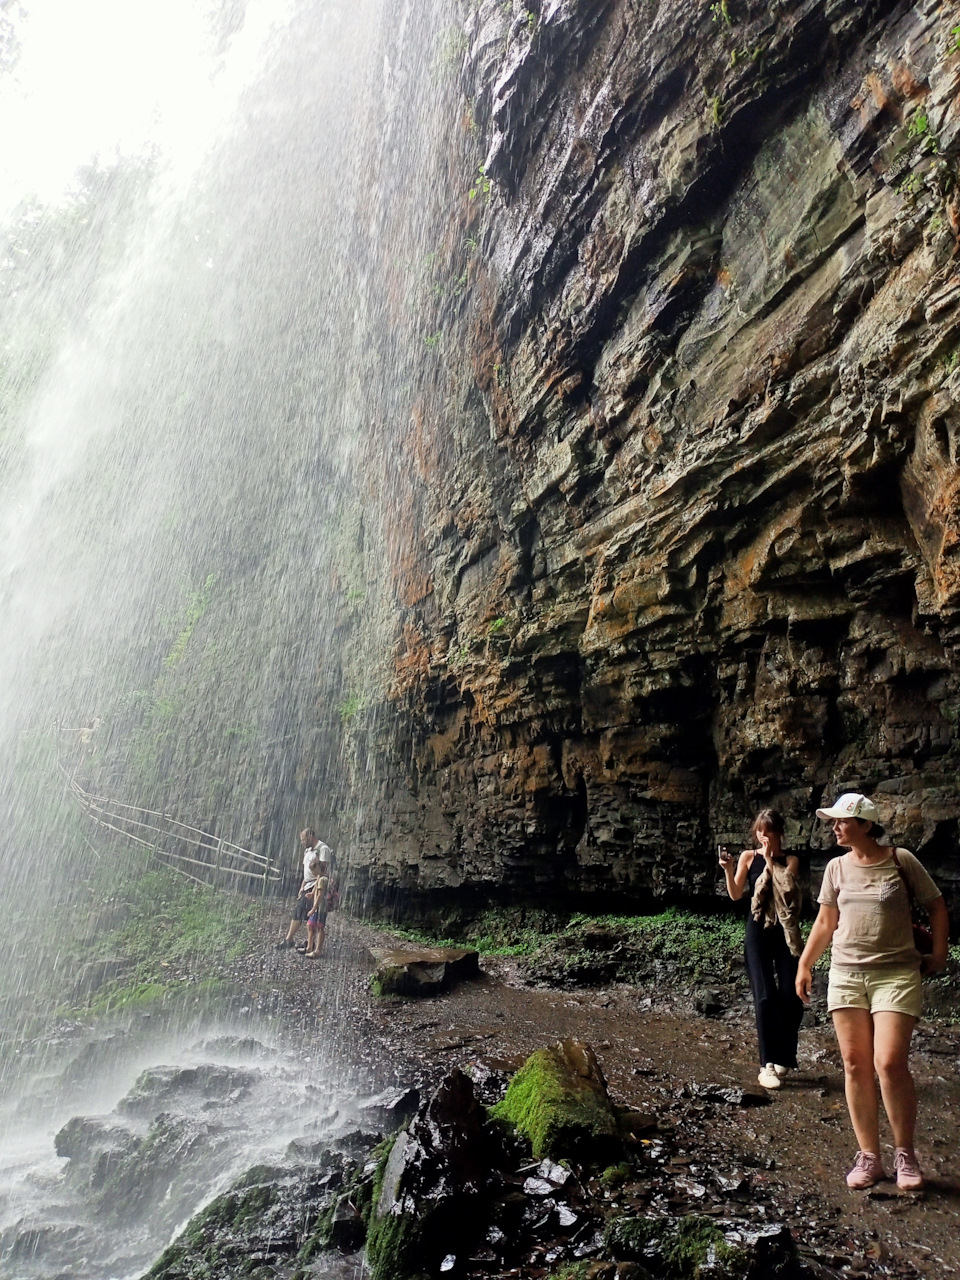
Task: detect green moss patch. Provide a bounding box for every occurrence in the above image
[364,1133,423,1280]
[489,1042,620,1161]
[605,1215,749,1278]
[387,906,751,990]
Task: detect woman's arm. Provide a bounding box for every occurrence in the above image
[795,904,839,1004]
[922,896,950,976]
[722,850,753,902]
[784,854,799,877]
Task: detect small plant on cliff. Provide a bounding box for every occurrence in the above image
[487,616,508,636]
[951,22,960,53]
[339,694,362,722]
[424,329,443,349]
[908,109,939,154]
[897,171,924,199]
[164,573,216,667]
[710,0,732,26]
[435,25,468,73]
[469,163,492,202]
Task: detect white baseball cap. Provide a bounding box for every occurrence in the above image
[815,792,880,822]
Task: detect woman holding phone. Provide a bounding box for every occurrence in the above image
[720,809,804,1090]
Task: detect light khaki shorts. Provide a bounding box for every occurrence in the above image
[827,964,922,1018]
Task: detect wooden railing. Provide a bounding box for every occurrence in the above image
[56,753,281,892]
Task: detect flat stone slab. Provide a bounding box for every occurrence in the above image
[368,946,480,997]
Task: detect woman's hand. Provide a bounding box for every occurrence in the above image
[795,904,839,1004]
[796,965,814,1006]
[757,830,777,865]
[920,952,947,977]
[922,897,950,977]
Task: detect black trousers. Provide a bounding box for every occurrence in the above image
[745,918,804,1068]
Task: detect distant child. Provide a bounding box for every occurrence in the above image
[304,864,329,958]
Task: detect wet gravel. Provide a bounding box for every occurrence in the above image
[228,908,960,1280]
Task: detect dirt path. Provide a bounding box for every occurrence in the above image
[238,908,960,1280]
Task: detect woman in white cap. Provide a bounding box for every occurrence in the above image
[796,793,949,1191]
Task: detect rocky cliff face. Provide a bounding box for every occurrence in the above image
[349,0,960,912]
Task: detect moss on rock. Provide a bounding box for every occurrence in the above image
[604,1215,756,1278]
[488,1040,620,1161]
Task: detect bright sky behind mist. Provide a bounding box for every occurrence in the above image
[0,0,292,216]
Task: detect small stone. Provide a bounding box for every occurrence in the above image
[538,1158,571,1185]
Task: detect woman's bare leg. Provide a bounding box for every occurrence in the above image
[872,1011,918,1150]
[832,1008,880,1152]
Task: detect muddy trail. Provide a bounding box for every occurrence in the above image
[228,908,960,1280]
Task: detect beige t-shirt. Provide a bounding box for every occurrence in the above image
[817,849,941,969]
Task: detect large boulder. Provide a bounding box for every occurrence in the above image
[367,1068,498,1280]
[368,946,480,997]
[488,1038,622,1162]
[54,1115,140,1190]
[116,1062,261,1119]
[144,1152,359,1280]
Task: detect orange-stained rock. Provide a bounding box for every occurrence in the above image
[344,0,960,913]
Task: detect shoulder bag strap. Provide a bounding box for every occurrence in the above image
[890,848,916,906]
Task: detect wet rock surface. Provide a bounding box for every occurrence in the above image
[143,1149,365,1280]
[369,945,481,997]
[344,0,960,918]
[115,1062,262,1118]
[159,910,960,1280]
[7,910,955,1279]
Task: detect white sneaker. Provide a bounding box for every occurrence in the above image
[758,1064,781,1089]
[774,1064,790,1079]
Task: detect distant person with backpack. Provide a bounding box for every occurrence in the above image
[275,829,332,951]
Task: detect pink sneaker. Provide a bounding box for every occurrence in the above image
[894,1148,924,1191]
[846,1150,885,1189]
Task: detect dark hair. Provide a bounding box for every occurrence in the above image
[751,809,785,842]
[854,816,885,838]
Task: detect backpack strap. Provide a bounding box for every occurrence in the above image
[890,849,915,905]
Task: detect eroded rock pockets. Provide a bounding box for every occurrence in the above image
[345,0,960,915]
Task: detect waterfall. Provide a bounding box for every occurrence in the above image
[0,0,462,1273]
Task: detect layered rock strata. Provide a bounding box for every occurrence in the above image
[350,0,960,911]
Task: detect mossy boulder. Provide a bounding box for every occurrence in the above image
[488,1039,621,1162]
[143,1153,358,1280]
[605,1215,798,1279]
